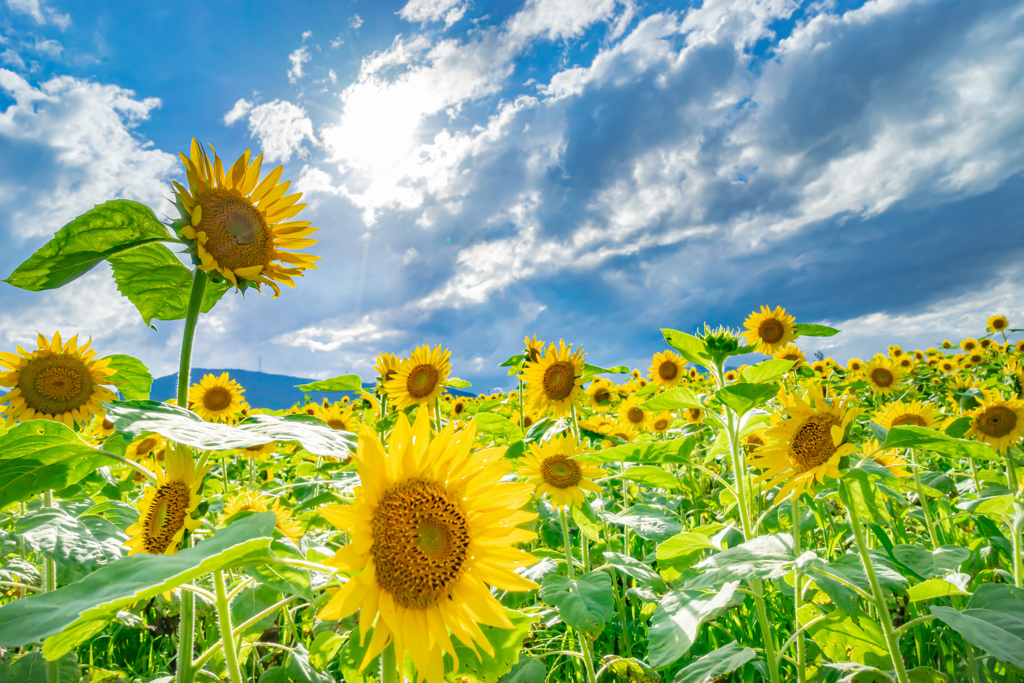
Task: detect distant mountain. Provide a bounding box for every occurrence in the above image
[150,368,475,411]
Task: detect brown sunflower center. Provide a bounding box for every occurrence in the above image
[789,414,841,473]
[975,406,1018,438]
[523,415,534,429]
[327,419,348,431]
[593,389,611,404]
[687,408,702,421]
[102,419,114,431]
[135,437,158,456]
[541,455,582,489]
[195,189,273,271]
[658,360,679,381]
[371,479,470,609]
[203,387,232,412]
[19,354,95,417]
[653,418,670,431]
[746,435,766,453]
[892,414,927,428]
[626,407,645,424]
[542,361,575,401]
[758,319,786,344]
[406,364,439,399]
[143,481,191,554]
[870,368,894,388]
[994,319,1007,330]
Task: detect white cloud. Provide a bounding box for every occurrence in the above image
[6,0,70,29]
[1,49,26,70]
[506,0,625,42]
[287,45,311,83]
[0,69,178,240]
[399,0,467,27]
[274,316,400,353]
[222,97,253,126]
[246,100,316,163]
[302,30,313,41]
[350,14,363,30]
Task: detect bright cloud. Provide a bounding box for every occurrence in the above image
[5,0,70,29]
[287,45,311,83]
[246,100,316,163]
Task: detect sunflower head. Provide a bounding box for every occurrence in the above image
[518,432,606,509]
[742,306,797,355]
[171,139,320,298]
[523,335,545,363]
[617,395,649,430]
[863,359,903,395]
[125,445,205,555]
[887,345,904,358]
[987,314,1009,333]
[846,358,864,373]
[960,338,979,353]
[874,399,943,430]
[374,352,401,385]
[864,439,911,478]
[384,345,452,410]
[189,372,245,422]
[967,397,1024,453]
[773,343,806,370]
[521,340,586,418]
[648,350,684,388]
[322,403,358,432]
[587,377,615,408]
[649,412,673,433]
[0,332,117,428]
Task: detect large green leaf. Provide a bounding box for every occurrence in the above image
[539,571,615,635]
[0,512,276,659]
[104,401,355,457]
[739,359,795,384]
[907,578,971,603]
[794,323,840,337]
[0,652,81,683]
[260,644,334,683]
[103,354,153,400]
[603,505,681,542]
[601,552,666,590]
[620,465,678,490]
[892,545,969,579]
[108,242,228,325]
[646,583,741,667]
[576,439,695,464]
[715,382,778,417]
[881,426,1000,461]
[445,609,536,683]
[686,534,795,590]
[839,468,892,525]
[474,413,524,440]
[661,329,711,366]
[0,421,116,509]
[673,641,756,683]
[931,583,1024,669]
[14,508,125,575]
[638,388,703,411]
[295,375,364,392]
[656,532,715,562]
[5,200,177,291]
[582,363,630,376]
[806,608,892,668]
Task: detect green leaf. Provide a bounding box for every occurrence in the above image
[603,505,682,542]
[108,242,229,325]
[102,354,152,400]
[661,329,711,366]
[673,641,756,683]
[794,323,840,338]
[500,354,527,368]
[958,489,1016,516]
[308,632,345,671]
[601,552,667,591]
[839,468,892,525]
[944,416,972,439]
[104,401,355,458]
[539,571,615,635]
[638,388,703,411]
[892,545,969,579]
[0,652,82,683]
[261,644,334,683]
[646,583,741,667]
[576,438,695,464]
[15,508,125,575]
[295,375,364,393]
[473,413,523,440]
[5,200,176,291]
[686,534,795,590]
[446,377,473,388]
[445,609,536,683]
[715,382,778,417]
[739,359,795,383]
[931,583,1024,669]
[881,425,1000,461]
[656,532,715,562]
[231,583,283,636]
[620,465,678,490]
[498,658,546,683]
[807,608,892,668]
[583,363,630,376]
[0,421,116,509]
[0,512,276,659]
[571,503,603,544]
[907,578,971,603]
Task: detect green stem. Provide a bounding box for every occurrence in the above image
[214,570,244,683]
[611,568,633,656]
[559,506,575,580]
[911,450,939,548]
[434,398,442,434]
[42,490,58,683]
[846,500,911,683]
[382,642,400,683]
[1007,450,1020,493]
[1012,518,1023,589]
[791,495,805,683]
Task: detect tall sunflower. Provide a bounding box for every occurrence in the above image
[0,332,117,428]
[222,491,303,540]
[874,400,943,430]
[385,345,452,410]
[966,397,1024,453]
[317,410,538,683]
[617,395,649,431]
[772,344,806,370]
[125,446,205,555]
[521,340,586,418]
[648,350,684,388]
[863,359,903,396]
[517,432,605,509]
[321,403,359,432]
[171,139,320,297]
[649,412,673,434]
[750,384,861,502]
[189,372,245,422]
[742,306,797,355]
[374,352,401,385]
[523,335,545,364]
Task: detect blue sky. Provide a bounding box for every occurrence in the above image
[2,0,1023,390]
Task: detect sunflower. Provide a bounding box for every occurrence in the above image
[980,338,994,351]
[126,433,167,461]
[512,410,538,431]
[586,378,615,408]
[896,356,915,371]
[966,397,1024,453]
[773,344,806,370]
[235,442,277,460]
[521,340,586,419]
[0,332,117,428]
[171,139,319,297]
[222,491,303,540]
[384,345,452,411]
[647,350,684,388]
[684,407,705,425]
[987,315,1010,334]
[451,398,469,418]
[811,360,832,378]
[960,338,979,353]
[649,412,673,433]
[863,359,903,395]
[375,352,401,386]
[523,335,545,364]
[742,306,797,355]
[187,372,245,422]
[744,430,769,454]
[317,410,538,683]
[937,357,959,374]
[874,400,943,430]
[749,384,860,502]
[863,440,910,478]
[887,345,903,358]
[846,358,865,374]
[125,446,205,555]
[1015,340,1024,354]
[322,403,359,432]
[84,413,117,441]
[518,432,605,509]
[617,395,649,430]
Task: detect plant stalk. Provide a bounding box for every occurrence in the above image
[910,450,939,548]
[42,489,59,683]
[382,642,400,683]
[214,570,244,683]
[791,495,805,683]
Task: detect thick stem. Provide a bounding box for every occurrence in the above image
[1012,520,1023,589]
[382,643,400,683]
[559,506,575,580]
[42,490,58,683]
[791,496,805,683]
[611,568,633,656]
[911,450,939,548]
[847,501,911,683]
[214,570,244,683]
[1007,450,1020,493]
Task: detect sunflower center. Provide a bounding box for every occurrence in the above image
[407,365,439,399]
[102,419,114,431]
[143,481,191,554]
[327,419,347,430]
[687,408,702,421]
[658,361,679,381]
[976,406,1018,438]
[203,387,232,412]
[540,456,582,489]
[523,415,534,429]
[196,189,273,271]
[789,415,840,473]
[653,418,670,431]
[627,407,645,424]
[371,479,470,609]
[19,354,95,416]
[543,361,575,401]
[892,414,927,428]
[758,319,785,344]
[453,403,464,415]
[135,437,158,456]
[994,319,1007,330]
[593,389,611,404]
[871,368,894,387]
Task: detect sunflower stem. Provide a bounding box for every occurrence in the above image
[791,495,805,683]
[1006,449,1020,494]
[382,642,401,683]
[846,498,911,683]
[434,397,442,434]
[559,506,575,580]
[214,570,244,683]
[910,450,939,548]
[42,490,59,683]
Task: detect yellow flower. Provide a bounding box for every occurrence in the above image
[987,314,1009,334]
[222,491,303,540]
[321,403,358,432]
[374,352,401,385]
[649,412,673,433]
[864,440,911,478]
[189,372,245,422]
[863,359,903,395]
[385,345,452,410]
[125,433,167,461]
[960,338,979,353]
[647,350,685,388]
[586,378,615,409]
[846,358,865,374]
[317,410,538,683]
[773,344,806,370]
[742,306,797,355]
[874,400,943,430]
[966,397,1024,453]
[125,446,205,555]
[888,345,904,358]
[518,432,606,509]
[0,332,117,428]
[523,335,545,364]
[521,340,586,419]
[684,407,705,425]
[750,384,861,502]
[744,430,768,454]
[171,139,320,297]
[937,357,959,374]
[617,395,649,430]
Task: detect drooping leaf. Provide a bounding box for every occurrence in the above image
[260,644,334,683]
[907,578,972,603]
[539,571,615,635]
[881,426,1000,461]
[102,354,153,400]
[5,200,176,291]
[603,505,682,542]
[794,323,840,338]
[638,388,703,412]
[839,468,892,525]
[715,382,778,417]
[571,503,603,543]
[295,375,364,393]
[673,641,756,683]
[14,508,125,575]
[806,608,892,668]
[656,533,715,562]
[576,439,695,465]
[739,359,795,384]
[0,652,82,683]
[646,583,741,667]
[498,658,546,683]
[931,583,1024,669]
[686,534,795,590]
[445,377,473,388]
[601,552,667,591]
[0,512,276,659]
[661,329,711,367]
[231,583,284,636]
[892,545,969,579]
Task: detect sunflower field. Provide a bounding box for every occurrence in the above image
[3,142,1024,683]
